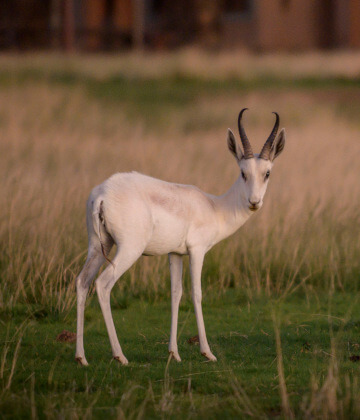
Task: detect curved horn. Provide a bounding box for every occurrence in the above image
[259,112,280,160]
[238,108,254,159]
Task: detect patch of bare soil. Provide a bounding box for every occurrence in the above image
[187,335,199,345]
[56,330,76,343]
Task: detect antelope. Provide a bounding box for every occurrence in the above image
[75,109,285,365]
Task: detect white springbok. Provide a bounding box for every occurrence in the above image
[75,109,285,365]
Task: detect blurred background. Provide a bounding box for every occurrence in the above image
[1,0,360,52]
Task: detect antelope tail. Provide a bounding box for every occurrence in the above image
[92,198,114,267]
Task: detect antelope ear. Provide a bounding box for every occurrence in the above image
[227,129,243,162]
[270,128,286,161]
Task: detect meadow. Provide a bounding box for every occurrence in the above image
[0,50,360,418]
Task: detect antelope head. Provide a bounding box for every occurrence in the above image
[227,108,286,212]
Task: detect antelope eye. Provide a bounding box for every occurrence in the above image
[265,170,270,180]
[241,170,247,181]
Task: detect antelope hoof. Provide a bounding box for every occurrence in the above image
[169,351,182,362]
[201,351,217,362]
[113,355,129,365]
[75,356,89,366]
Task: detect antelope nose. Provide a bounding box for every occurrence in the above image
[249,199,260,206]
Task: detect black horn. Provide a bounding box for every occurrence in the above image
[259,112,280,160]
[237,108,254,159]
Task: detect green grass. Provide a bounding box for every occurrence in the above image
[2,290,360,418]
[1,68,360,131]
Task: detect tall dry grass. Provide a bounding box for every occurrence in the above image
[0,56,360,317]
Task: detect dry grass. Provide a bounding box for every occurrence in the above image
[1,49,360,80]
[0,52,359,318]
[1,70,360,318]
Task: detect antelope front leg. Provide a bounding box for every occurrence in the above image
[168,253,183,362]
[189,248,217,361]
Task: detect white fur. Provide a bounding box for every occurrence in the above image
[75,128,285,365]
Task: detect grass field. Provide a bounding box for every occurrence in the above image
[1,50,360,418]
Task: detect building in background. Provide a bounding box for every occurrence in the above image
[1,0,360,52]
